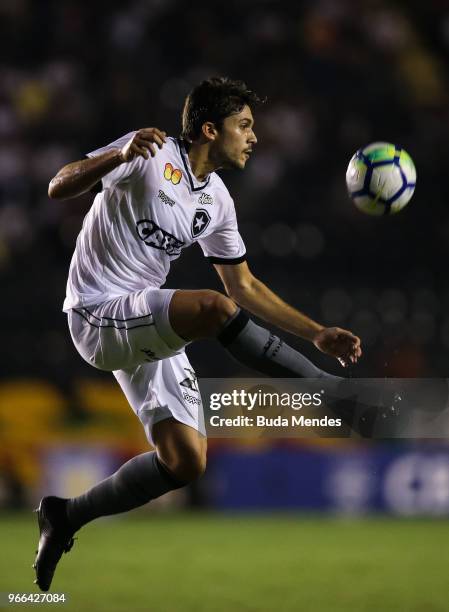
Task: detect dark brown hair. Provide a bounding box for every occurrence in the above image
[181,77,264,142]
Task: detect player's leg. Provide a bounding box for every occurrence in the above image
[169,289,338,379]
[167,291,407,437]
[168,291,413,435]
[33,326,205,592]
[33,418,205,591]
[65,418,206,531]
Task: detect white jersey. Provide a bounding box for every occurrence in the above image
[63,134,246,311]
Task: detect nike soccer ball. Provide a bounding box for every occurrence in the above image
[346,142,416,216]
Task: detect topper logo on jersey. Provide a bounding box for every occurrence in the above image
[136,219,184,256]
[158,189,176,207]
[164,162,182,185]
[198,193,213,206]
[191,209,211,238]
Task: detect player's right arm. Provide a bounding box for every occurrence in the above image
[48,128,166,199]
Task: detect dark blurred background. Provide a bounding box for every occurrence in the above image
[1,0,449,514]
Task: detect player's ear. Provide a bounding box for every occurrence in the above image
[202,121,218,142]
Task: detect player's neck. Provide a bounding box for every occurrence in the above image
[186,142,218,181]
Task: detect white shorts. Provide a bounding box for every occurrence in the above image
[67,288,205,445]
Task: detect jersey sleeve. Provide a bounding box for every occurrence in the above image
[197,196,247,265]
[87,132,146,189]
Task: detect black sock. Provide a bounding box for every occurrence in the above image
[218,310,339,380]
[66,452,185,532]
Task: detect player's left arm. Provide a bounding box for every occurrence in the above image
[214,260,362,365]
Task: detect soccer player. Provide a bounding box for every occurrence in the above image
[33,77,361,590]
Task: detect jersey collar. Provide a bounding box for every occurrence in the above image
[177,138,211,192]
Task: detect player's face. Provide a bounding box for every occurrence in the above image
[213,105,257,170]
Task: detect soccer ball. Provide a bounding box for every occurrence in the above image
[346,142,416,216]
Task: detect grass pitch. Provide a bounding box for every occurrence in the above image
[0,512,447,612]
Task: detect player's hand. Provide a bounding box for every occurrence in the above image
[120,128,167,162]
[313,327,362,368]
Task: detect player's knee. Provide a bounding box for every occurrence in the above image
[198,290,237,337]
[166,450,207,483]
